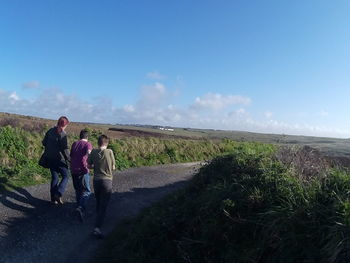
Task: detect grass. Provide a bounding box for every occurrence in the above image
[0,126,50,191]
[93,143,350,263]
[0,125,245,191]
[108,137,232,170]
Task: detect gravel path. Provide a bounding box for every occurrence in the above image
[0,162,201,263]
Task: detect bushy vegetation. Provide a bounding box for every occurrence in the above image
[108,138,230,170]
[0,126,50,191]
[93,143,350,263]
[0,126,241,191]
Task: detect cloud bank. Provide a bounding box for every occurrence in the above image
[1,81,349,138]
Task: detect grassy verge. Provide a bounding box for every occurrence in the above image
[108,137,234,170]
[0,126,50,191]
[0,125,243,191]
[93,143,350,263]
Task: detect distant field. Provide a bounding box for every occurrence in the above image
[1,111,350,157]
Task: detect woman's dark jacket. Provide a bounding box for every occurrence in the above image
[42,127,71,166]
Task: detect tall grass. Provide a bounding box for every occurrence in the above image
[0,126,50,190]
[0,126,244,191]
[108,137,230,169]
[93,143,350,263]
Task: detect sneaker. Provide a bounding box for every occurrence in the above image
[58,197,64,205]
[93,228,104,239]
[54,195,64,205]
[76,207,84,222]
[51,200,59,205]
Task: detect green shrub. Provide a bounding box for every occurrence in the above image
[0,126,50,190]
[93,144,350,263]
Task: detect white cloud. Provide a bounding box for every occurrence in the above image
[22,81,40,90]
[0,88,106,122]
[319,110,329,117]
[146,71,166,80]
[9,92,20,102]
[235,108,247,116]
[191,93,251,111]
[123,105,135,112]
[264,111,273,119]
[228,108,248,118]
[136,82,168,111]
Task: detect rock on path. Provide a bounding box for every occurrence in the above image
[0,162,201,263]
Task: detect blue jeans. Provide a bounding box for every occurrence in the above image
[72,172,91,210]
[49,161,70,201]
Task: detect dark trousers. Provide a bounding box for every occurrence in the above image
[93,179,112,228]
[49,161,70,201]
[72,172,91,210]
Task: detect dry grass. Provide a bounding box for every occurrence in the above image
[275,145,331,181]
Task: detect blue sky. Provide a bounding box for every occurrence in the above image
[1,0,350,137]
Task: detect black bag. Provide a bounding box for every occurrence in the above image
[39,152,50,168]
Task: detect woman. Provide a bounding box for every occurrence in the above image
[42,116,71,204]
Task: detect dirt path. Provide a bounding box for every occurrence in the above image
[0,162,201,263]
